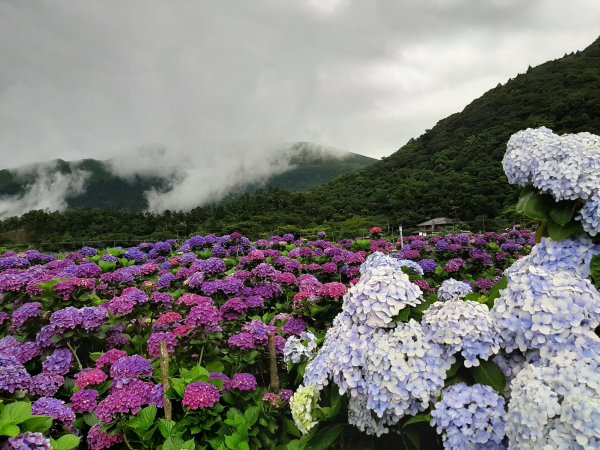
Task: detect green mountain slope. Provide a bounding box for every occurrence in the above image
[0,147,376,212]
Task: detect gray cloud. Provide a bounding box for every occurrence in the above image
[0,0,599,211]
[0,162,90,218]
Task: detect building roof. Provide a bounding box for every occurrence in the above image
[417,217,457,227]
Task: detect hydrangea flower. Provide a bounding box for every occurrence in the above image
[95,349,127,370]
[437,278,473,302]
[32,398,75,428]
[109,355,153,387]
[96,380,163,422]
[11,302,42,328]
[491,254,600,353]
[283,332,317,364]
[422,299,500,367]
[75,368,108,389]
[503,127,600,234]
[147,332,178,358]
[28,373,64,397]
[431,383,506,450]
[0,354,31,393]
[226,373,257,392]
[5,432,52,450]
[182,382,220,410]
[87,424,124,450]
[506,350,600,449]
[42,348,72,376]
[71,389,100,413]
[343,256,423,328]
[290,384,320,435]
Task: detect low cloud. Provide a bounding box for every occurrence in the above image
[0,162,90,218]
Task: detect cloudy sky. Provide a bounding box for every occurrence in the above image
[0,0,599,213]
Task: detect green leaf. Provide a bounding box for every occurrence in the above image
[181,439,197,450]
[243,406,260,428]
[158,419,177,438]
[403,414,431,427]
[472,360,506,394]
[396,307,411,322]
[0,424,20,437]
[170,378,186,397]
[225,433,243,449]
[129,405,157,433]
[89,352,103,362]
[547,220,584,241]
[591,255,600,290]
[21,416,52,433]
[82,413,99,427]
[205,361,224,373]
[50,434,81,450]
[486,276,507,308]
[1,401,32,425]
[549,201,577,226]
[516,190,553,221]
[304,423,345,450]
[163,437,185,450]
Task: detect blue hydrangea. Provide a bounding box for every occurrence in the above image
[503,127,600,235]
[505,349,600,449]
[437,278,473,302]
[365,320,454,420]
[422,300,500,367]
[388,256,425,276]
[527,237,598,278]
[431,383,506,450]
[491,256,600,353]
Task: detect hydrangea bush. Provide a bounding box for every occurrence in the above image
[2,128,593,448]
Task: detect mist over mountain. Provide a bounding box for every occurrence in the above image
[0,143,375,218]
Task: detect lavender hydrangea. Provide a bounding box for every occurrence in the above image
[11,302,42,328]
[431,383,506,450]
[42,348,73,375]
[437,278,473,302]
[32,397,75,428]
[423,299,500,367]
[0,354,31,393]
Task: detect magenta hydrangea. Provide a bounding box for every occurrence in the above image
[87,424,124,450]
[226,373,257,392]
[147,332,178,358]
[183,382,221,410]
[75,368,108,389]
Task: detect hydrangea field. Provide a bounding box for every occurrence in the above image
[0,127,599,449]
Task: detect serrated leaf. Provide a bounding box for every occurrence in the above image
[205,361,224,373]
[159,419,176,438]
[0,424,20,437]
[170,378,186,397]
[547,220,584,241]
[243,406,260,428]
[516,190,553,221]
[181,439,196,450]
[1,401,32,425]
[50,434,81,450]
[163,436,185,450]
[472,360,506,394]
[129,405,157,433]
[591,255,600,290]
[21,416,52,433]
[304,423,345,450]
[549,201,577,226]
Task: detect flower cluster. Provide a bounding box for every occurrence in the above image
[431,383,506,450]
[283,332,317,364]
[503,127,600,235]
[437,278,473,302]
[290,385,320,434]
[183,382,220,410]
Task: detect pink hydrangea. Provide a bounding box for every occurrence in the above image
[182,382,220,410]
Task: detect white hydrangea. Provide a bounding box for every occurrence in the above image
[290,384,320,435]
[343,262,423,328]
[503,127,600,235]
[283,331,317,364]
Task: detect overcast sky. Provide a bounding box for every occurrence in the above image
[0,0,599,213]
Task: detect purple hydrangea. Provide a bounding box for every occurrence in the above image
[147,332,178,358]
[109,355,153,387]
[87,424,124,450]
[96,380,163,422]
[42,348,73,376]
[32,397,76,428]
[5,432,52,450]
[28,373,64,397]
[71,389,100,413]
[0,354,31,393]
[11,302,42,328]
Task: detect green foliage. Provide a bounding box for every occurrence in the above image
[471,360,507,395]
